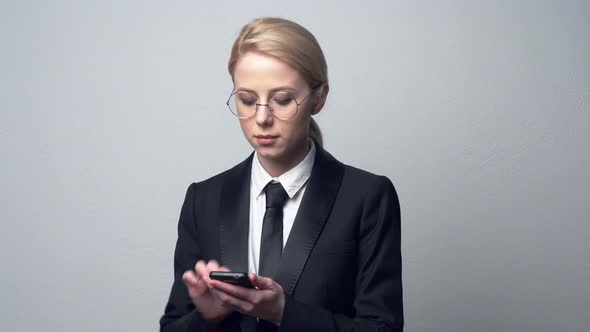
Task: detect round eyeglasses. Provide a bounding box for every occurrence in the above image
[226,90,311,120]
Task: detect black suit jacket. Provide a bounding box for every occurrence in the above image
[160,146,404,331]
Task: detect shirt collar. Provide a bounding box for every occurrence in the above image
[251,139,316,199]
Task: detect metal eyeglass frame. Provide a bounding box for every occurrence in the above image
[225,90,312,120]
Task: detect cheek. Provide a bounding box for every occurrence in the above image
[238,120,254,141]
[292,115,312,138]
[277,119,308,140]
[238,119,250,133]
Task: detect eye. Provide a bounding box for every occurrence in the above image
[271,93,293,106]
[237,93,257,106]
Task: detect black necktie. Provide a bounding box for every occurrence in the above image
[258,182,288,332]
[259,182,289,278]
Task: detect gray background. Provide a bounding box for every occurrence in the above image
[1,0,588,331]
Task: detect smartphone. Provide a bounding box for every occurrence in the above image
[209,271,254,288]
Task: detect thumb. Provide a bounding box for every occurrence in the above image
[250,273,275,290]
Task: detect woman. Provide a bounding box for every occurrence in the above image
[160,17,403,332]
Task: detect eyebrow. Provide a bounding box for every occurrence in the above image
[234,86,298,95]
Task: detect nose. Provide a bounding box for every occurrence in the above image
[255,102,273,126]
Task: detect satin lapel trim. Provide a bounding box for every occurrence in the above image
[219,154,253,273]
[274,147,344,295]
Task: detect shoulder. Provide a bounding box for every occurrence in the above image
[316,147,398,198]
[315,147,399,209]
[339,161,398,194]
[184,153,254,197]
[342,163,388,183]
[342,165,399,212]
[334,162,401,241]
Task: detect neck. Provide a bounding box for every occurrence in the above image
[258,140,310,177]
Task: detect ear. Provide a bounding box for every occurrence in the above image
[311,84,329,115]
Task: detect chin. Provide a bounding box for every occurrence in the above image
[255,145,288,161]
[256,147,282,159]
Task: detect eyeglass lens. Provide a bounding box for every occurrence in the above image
[228,91,298,119]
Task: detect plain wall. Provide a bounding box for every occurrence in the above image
[1,1,588,331]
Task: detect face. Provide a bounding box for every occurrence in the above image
[232,51,319,171]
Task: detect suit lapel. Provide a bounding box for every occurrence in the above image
[218,154,253,273]
[274,146,345,295]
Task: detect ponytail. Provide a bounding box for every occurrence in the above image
[309,118,323,147]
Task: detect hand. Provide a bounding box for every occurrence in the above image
[209,273,285,326]
[182,260,233,322]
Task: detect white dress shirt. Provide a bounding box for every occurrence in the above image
[247,140,316,274]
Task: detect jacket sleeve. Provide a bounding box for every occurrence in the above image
[159,183,235,332]
[279,176,404,332]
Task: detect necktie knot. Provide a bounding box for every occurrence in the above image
[264,182,289,208]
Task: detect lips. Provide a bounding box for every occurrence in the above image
[255,135,278,145]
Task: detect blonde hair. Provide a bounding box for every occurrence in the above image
[228,17,328,147]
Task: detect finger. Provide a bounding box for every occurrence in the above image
[212,287,255,313]
[183,270,209,297]
[250,274,275,290]
[183,270,199,285]
[195,260,207,275]
[185,269,208,285]
[206,260,220,271]
[195,261,210,280]
[210,279,255,302]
